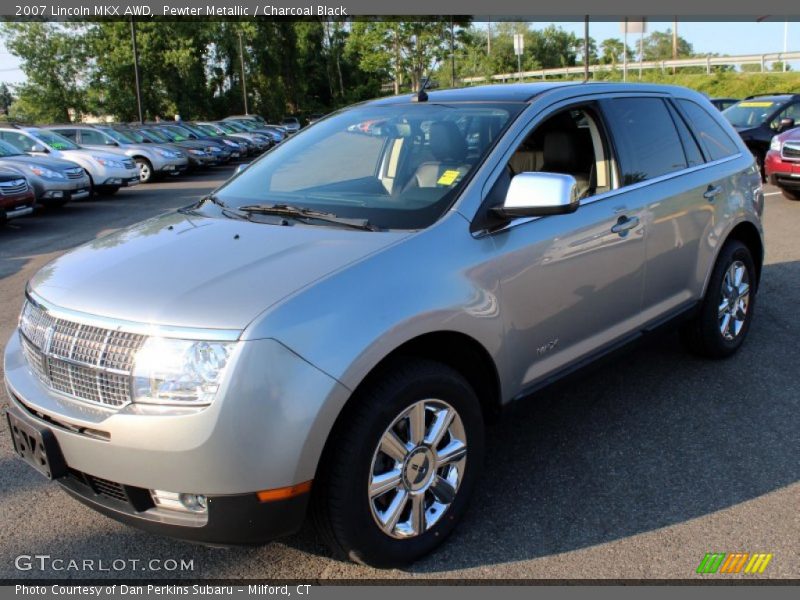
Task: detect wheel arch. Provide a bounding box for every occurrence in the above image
[725,220,764,288]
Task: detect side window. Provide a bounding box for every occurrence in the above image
[0,131,36,152]
[771,103,800,129]
[602,97,688,185]
[79,129,107,145]
[677,100,740,161]
[505,106,611,199]
[53,129,77,142]
[666,102,704,167]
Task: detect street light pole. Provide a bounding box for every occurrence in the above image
[450,19,456,88]
[238,30,249,115]
[784,20,788,72]
[130,17,144,124]
[583,15,589,82]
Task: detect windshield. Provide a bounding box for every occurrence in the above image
[209,102,523,230]
[139,128,169,143]
[32,130,80,151]
[0,140,23,156]
[723,100,782,128]
[196,123,220,135]
[216,122,239,134]
[175,124,208,138]
[156,127,186,142]
[102,128,135,144]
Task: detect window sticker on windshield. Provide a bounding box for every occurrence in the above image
[49,142,68,150]
[437,170,461,186]
[739,101,774,108]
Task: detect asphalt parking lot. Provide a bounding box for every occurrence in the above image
[1,170,798,580]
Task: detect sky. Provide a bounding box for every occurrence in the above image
[0,19,798,86]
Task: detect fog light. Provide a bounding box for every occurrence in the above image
[150,490,208,513]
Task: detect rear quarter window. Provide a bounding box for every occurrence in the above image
[677,100,740,161]
[602,97,688,185]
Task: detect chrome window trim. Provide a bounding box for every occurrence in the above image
[478,152,743,237]
[26,289,242,342]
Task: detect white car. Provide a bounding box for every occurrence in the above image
[0,127,140,196]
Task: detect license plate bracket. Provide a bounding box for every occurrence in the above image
[6,410,67,480]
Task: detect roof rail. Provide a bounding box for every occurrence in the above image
[744,92,800,100]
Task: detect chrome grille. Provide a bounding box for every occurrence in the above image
[19,300,145,408]
[65,168,85,179]
[781,142,800,160]
[122,158,136,170]
[0,179,28,196]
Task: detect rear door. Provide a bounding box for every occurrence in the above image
[600,96,720,321]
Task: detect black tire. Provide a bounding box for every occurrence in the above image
[41,199,69,209]
[95,185,120,196]
[312,359,485,567]
[781,188,800,201]
[681,240,757,359]
[135,157,154,183]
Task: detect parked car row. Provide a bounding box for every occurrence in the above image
[719,93,800,197]
[0,116,295,222]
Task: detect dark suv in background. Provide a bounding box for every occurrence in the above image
[722,93,800,180]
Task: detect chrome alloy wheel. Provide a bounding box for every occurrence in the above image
[719,260,750,341]
[138,161,151,182]
[368,399,467,539]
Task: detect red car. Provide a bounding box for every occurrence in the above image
[765,127,800,200]
[0,168,35,223]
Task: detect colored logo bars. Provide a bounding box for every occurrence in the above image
[696,552,773,574]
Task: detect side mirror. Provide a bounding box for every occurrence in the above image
[778,117,795,133]
[29,143,47,153]
[491,172,580,219]
[106,140,119,146]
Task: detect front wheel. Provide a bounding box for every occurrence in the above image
[312,359,484,567]
[135,158,154,183]
[95,185,120,196]
[780,188,800,201]
[681,240,757,358]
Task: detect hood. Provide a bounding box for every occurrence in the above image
[29,211,409,332]
[0,154,84,171]
[57,148,128,163]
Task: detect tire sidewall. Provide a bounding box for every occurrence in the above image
[336,365,484,567]
[701,241,757,356]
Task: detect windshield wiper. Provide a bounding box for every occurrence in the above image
[234,203,378,231]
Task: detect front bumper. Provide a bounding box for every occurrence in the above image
[1,204,34,220]
[4,330,351,542]
[6,401,309,545]
[33,176,91,204]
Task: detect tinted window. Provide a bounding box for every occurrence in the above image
[666,102,704,167]
[603,98,687,185]
[79,129,110,145]
[678,100,740,161]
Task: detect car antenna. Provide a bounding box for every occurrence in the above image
[413,77,431,103]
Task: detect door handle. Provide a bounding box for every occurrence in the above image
[611,215,640,235]
[703,185,723,200]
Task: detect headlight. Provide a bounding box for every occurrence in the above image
[155,148,178,158]
[132,338,236,406]
[770,137,782,152]
[93,155,125,169]
[28,165,65,179]
[222,139,238,148]
[188,149,206,156]
[207,145,222,153]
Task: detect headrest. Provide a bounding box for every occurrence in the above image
[543,130,581,172]
[428,121,467,162]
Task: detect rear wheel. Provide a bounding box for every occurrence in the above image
[312,359,484,567]
[780,188,800,201]
[681,240,757,358]
[135,157,153,183]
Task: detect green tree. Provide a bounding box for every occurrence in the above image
[600,38,633,66]
[0,22,88,122]
[0,83,13,115]
[642,29,693,61]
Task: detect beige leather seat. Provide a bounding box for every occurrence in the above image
[406,122,471,189]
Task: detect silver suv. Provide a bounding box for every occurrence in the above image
[3,83,764,567]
